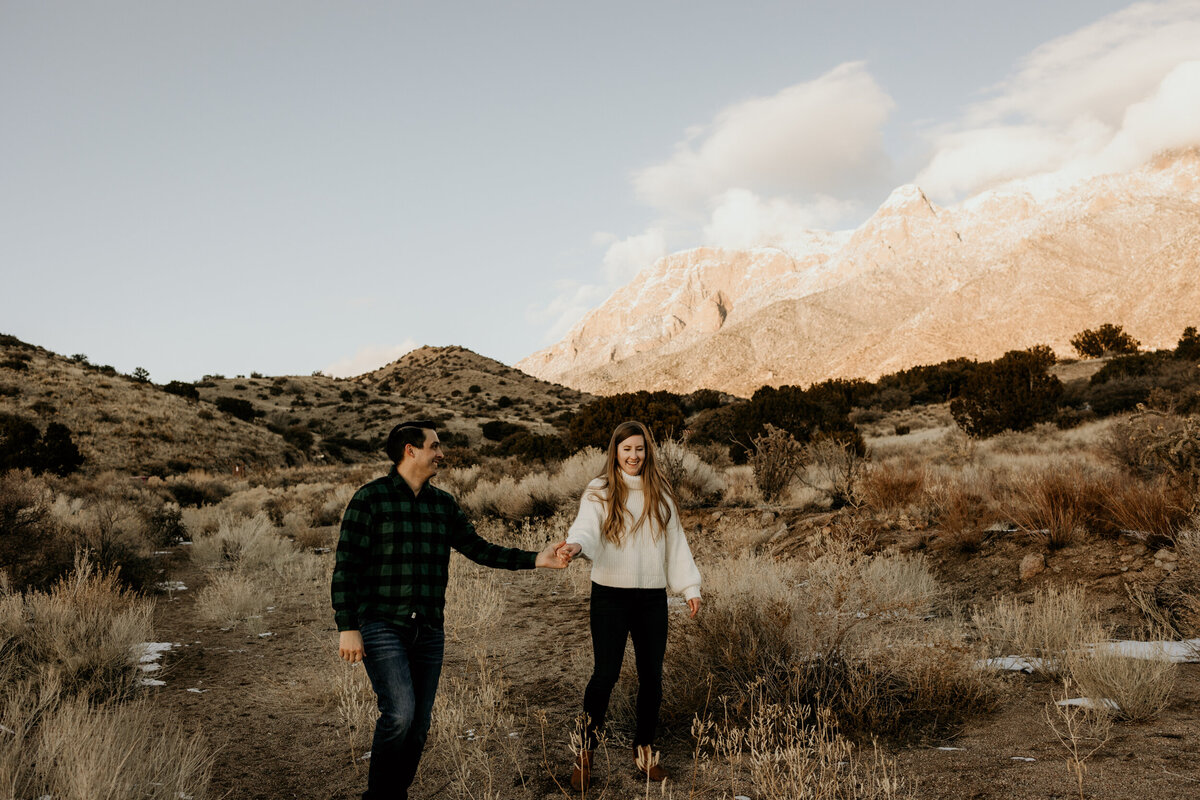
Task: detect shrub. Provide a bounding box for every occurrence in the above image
[924,472,997,552]
[282,425,314,451]
[480,420,526,442]
[143,504,187,547]
[0,470,72,590]
[1106,409,1200,497]
[1066,642,1175,722]
[131,366,150,383]
[1177,325,1200,361]
[802,435,866,509]
[750,424,804,504]
[489,431,569,463]
[950,347,1062,438]
[695,383,861,464]
[1070,323,1141,358]
[567,391,686,450]
[0,415,83,476]
[213,396,257,422]
[978,586,1100,678]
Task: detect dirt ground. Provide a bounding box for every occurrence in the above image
[145,511,1200,799]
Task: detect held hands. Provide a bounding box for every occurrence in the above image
[535,540,574,569]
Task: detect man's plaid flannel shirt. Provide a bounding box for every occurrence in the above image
[331,471,536,631]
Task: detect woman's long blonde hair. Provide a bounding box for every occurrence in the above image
[590,420,678,546]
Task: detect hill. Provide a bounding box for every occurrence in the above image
[1,337,591,474]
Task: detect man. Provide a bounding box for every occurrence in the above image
[332,420,570,800]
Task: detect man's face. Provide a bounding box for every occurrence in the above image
[406,429,444,481]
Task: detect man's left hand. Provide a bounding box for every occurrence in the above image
[535,540,571,569]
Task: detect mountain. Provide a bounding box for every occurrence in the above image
[518,149,1200,396]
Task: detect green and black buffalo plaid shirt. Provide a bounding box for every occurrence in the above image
[331,471,537,631]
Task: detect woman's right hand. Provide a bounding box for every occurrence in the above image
[558,542,582,560]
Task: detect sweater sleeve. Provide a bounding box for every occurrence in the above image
[664,501,701,600]
[565,481,605,560]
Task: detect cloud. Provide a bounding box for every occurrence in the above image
[918,1,1200,200]
[633,62,895,214]
[530,280,611,343]
[601,228,667,284]
[325,340,418,378]
[702,189,856,250]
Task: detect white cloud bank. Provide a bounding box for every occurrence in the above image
[325,340,418,378]
[633,61,895,214]
[918,0,1200,200]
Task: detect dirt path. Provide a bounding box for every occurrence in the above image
[145,547,1200,800]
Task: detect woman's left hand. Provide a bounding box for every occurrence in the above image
[687,598,701,619]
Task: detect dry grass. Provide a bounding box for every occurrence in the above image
[1096,473,1190,544]
[194,571,275,631]
[658,438,725,507]
[672,546,997,738]
[923,469,1000,552]
[1066,642,1176,722]
[2,554,152,702]
[857,459,926,511]
[1008,466,1107,549]
[699,697,911,799]
[31,696,212,800]
[978,586,1100,679]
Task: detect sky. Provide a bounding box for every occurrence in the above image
[3,1,1200,382]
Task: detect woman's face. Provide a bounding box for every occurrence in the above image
[615,434,646,476]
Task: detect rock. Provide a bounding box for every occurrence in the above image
[1020,554,1046,581]
[991,568,1000,577]
[710,511,723,521]
[1163,562,1177,572]
[1156,548,1178,562]
[760,511,776,525]
[1132,544,1148,556]
[1119,554,1136,563]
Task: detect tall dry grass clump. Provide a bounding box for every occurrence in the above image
[658,437,724,507]
[1096,473,1190,544]
[857,459,925,512]
[1066,642,1176,722]
[459,448,605,521]
[672,545,997,737]
[698,694,910,800]
[0,555,213,800]
[978,585,1099,678]
[923,469,999,552]
[1,553,151,702]
[979,586,1177,720]
[1008,466,1106,549]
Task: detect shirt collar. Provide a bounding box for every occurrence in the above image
[386,470,430,499]
[620,471,643,489]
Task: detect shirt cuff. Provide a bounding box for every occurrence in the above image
[682,585,701,601]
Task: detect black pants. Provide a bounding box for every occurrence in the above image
[582,583,668,749]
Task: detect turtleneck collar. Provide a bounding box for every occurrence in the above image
[619,471,643,489]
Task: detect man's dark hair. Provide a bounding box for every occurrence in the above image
[385,420,437,464]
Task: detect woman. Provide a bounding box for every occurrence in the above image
[559,420,702,790]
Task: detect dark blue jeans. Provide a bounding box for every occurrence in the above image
[582,583,668,749]
[359,619,445,800]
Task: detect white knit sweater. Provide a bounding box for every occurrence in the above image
[565,473,702,601]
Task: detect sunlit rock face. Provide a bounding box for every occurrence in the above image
[518,149,1200,397]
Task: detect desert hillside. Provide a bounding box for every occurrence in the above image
[0,337,591,474]
[520,149,1200,395]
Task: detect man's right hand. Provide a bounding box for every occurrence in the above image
[339,630,365,663]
